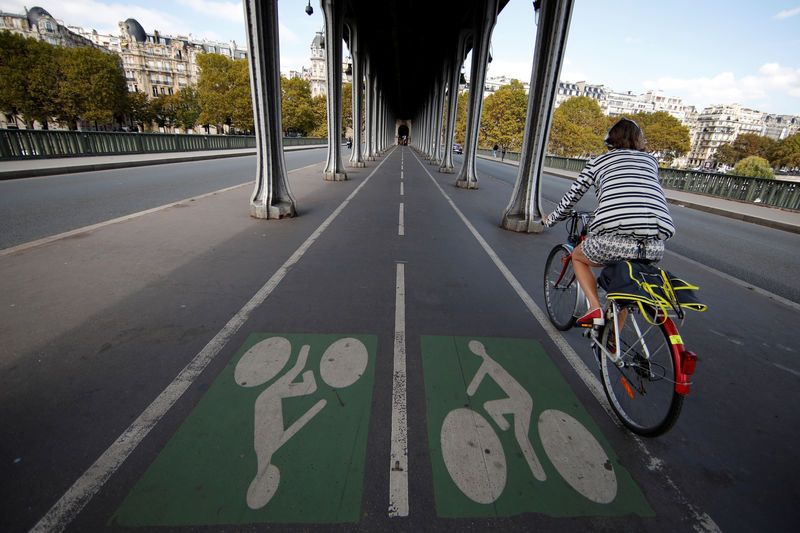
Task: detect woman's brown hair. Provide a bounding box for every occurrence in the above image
[604,118,646,151]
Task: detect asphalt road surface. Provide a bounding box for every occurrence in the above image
[1,147,798,532]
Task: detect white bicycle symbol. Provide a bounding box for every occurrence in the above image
[234,336,368,510]
[440,340,618,505]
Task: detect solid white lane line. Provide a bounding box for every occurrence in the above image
[389,262,409,517]
[398,203,405,236]
[31,152,395,533]
[411,152,721,533]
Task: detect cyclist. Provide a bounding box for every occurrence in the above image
[543,118,675,327]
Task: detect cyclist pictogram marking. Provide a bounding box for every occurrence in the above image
[422,335,653,518]
[109,333,376,527]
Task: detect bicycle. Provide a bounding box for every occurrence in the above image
[543,210,699,437]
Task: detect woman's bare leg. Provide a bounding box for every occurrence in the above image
[572,244,603,312]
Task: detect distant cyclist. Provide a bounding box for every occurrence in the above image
[543,118,675,327]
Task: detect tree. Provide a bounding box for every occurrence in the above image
[57,46,128,129]
[0,31,62,128]
[342,82,352,137]
[734,156,774,179]
[548,96,609,157]
[280,75,315,135]
[150,94,177,131]
[126,90,154,131]
[173,86,201,131]
[229,58,253,133]
[453,89,469,145]
[196,53,252,132]
[770,133,800,169]
[480,79,528,150]
[309,94,328,137]
[713,143,738,166]
[733,133,777,161]
[630,111,690,165]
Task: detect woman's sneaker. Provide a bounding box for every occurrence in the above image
[577,308,604,327]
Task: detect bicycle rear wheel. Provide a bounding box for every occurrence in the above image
[543,244,580,330]
[599,305,683,437]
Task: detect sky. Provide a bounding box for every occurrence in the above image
[3,0,800,115]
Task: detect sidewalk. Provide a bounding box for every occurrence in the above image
[482,154,800,235]
[0,144,323,180]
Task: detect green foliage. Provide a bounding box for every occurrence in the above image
[712,143,738,166]
[342,82,352,136]
[734,156,775,179]
[548,96,609,157]
[309,94,328,138]
[173,86,201,131]
[0,31,127,129]
[453,90,469,145]
[716,133,779,167]
[280,75,315,135]
[629,111,690,165]
[480,79,527,150]
[770,133,800,169]
[733,133,777,161]
[150,94,177,129]
[61,46,128,127]
[196,53,253,132]
[126,90,154,130]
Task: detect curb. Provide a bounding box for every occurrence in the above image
[0,145,326,180]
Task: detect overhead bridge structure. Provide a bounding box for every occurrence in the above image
[244,0,573,232]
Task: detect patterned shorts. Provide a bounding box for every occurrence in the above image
[581,233,665,265]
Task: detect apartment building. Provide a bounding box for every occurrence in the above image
[0,6,102,50]
[307,30,352,98]
[554,81,607,109]
[686,104,764,168]
[115,18,247,99]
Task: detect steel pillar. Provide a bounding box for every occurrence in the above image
[430,74,446,166]
[439,33,468,174]
[244,0,296,219]
[321,0,347,181]
[502,0,574,233]
[348,23,365,167]
[456,0,499,189]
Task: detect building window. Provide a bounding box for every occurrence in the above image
[152,87,158,97]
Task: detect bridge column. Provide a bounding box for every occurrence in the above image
[347,24,365,168]
[321,0,347,181]
[430,74,446,166]
[502,0,573,233]
[364,58,375,160]
[457,0,499,189]
[439,32,469,174]
[243,0,296,219]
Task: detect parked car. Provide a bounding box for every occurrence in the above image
[452,143,463,154]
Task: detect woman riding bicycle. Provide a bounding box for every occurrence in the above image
[543,117,675,327]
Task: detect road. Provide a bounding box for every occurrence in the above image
[0,148,798,532]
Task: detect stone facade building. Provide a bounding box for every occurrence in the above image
[686,104,764,169]
[115,18,247,99]
[307,30,352,98]
[0,6,102,50]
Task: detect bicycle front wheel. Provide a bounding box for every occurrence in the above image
[600,306,683,437]
[543,244,579,330]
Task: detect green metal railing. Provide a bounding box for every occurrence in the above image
[542,155,800,211]
[474,148,799,211]
[0,129,327,160]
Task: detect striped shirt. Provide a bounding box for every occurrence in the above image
[545,149,675,240]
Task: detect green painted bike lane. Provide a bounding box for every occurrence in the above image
[110,334,651,527]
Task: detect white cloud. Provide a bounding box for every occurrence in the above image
[643,62,800,110]
[774,6,800,19]
[175,0,244,24]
